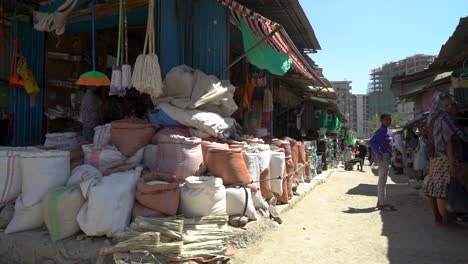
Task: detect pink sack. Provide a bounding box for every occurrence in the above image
[151,127,190,145]
[157,135,203,182]
[111,117,155,157]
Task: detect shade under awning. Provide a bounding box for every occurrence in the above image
[216,0,323,84]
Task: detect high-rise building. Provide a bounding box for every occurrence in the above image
[354,94,369,138]
[368,54,435,118]
[330,80,353,124]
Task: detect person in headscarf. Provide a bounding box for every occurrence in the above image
[423,91,468,225]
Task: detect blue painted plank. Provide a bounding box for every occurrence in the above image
[9,22,46,146]
[191,0,228,78]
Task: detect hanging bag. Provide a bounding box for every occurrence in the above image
[8,38,24,88]
[109,0,124,96]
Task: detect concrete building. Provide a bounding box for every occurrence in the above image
[331,80,353,125]
[354,94,369,138]
[368,54,435,118]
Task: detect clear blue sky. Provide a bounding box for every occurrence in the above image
[302,0,467,94]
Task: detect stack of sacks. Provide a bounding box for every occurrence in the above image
[6,149,70,234]
[41,165,101,241]
[158,103,235,139]
[77,167,142,237]
[147,65,239,140]
[160,65,238,117]
[111,117,155,157]
[134,171,180,218]
[205,147,258,223]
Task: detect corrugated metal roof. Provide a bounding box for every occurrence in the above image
[432,16,468,69]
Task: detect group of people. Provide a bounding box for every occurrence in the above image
[343,140,368,172]
[370,91,468,223]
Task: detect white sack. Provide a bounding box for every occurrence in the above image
[159,103,235,138]
[32,0,78,35]
[226,187,257,220]
[5,197,43,234]
[93,124,112,145]
[270,151,285,195]
[44,132,80,150]
[0,147,39,203]
[66,165,102,187]
[82,144,144,173]
[156,66,238,117]
[20,150,70,206]
[297,163,305,183]
[258,145,271,173]
[77,168,141,237]
[43,186,85,241]
[143,144,158,170]
[243,153,260,183]
[162,65,194,97]
[179,176,226,218]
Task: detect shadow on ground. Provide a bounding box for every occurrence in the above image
[348,166,468,264]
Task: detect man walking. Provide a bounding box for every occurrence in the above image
[369,113,396,211]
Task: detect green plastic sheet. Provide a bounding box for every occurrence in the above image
[240,18,292,76]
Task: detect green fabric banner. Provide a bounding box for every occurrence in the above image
[320,111,329,128]
[240,19,292,76]
[327,113,340,131]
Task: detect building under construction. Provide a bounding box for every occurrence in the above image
[367,54,435,119]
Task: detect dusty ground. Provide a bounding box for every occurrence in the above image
[233,164,468,264]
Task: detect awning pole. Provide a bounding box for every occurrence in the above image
[220,25,281,75]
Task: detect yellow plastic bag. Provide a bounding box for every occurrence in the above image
[18,57,40,98]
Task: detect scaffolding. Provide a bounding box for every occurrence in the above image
[367,54,435,118]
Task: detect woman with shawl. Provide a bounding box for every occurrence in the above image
[423,91,468,225]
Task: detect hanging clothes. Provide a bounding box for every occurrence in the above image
[251,71,267,87]
[263,88,273,113]
[242,79,254,112]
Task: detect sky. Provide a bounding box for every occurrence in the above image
[302,0,468,94]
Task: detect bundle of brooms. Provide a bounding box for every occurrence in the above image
[108,215,232,261]
[130,216,184,242]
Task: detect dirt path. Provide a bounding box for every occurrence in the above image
[233,165,468,264]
